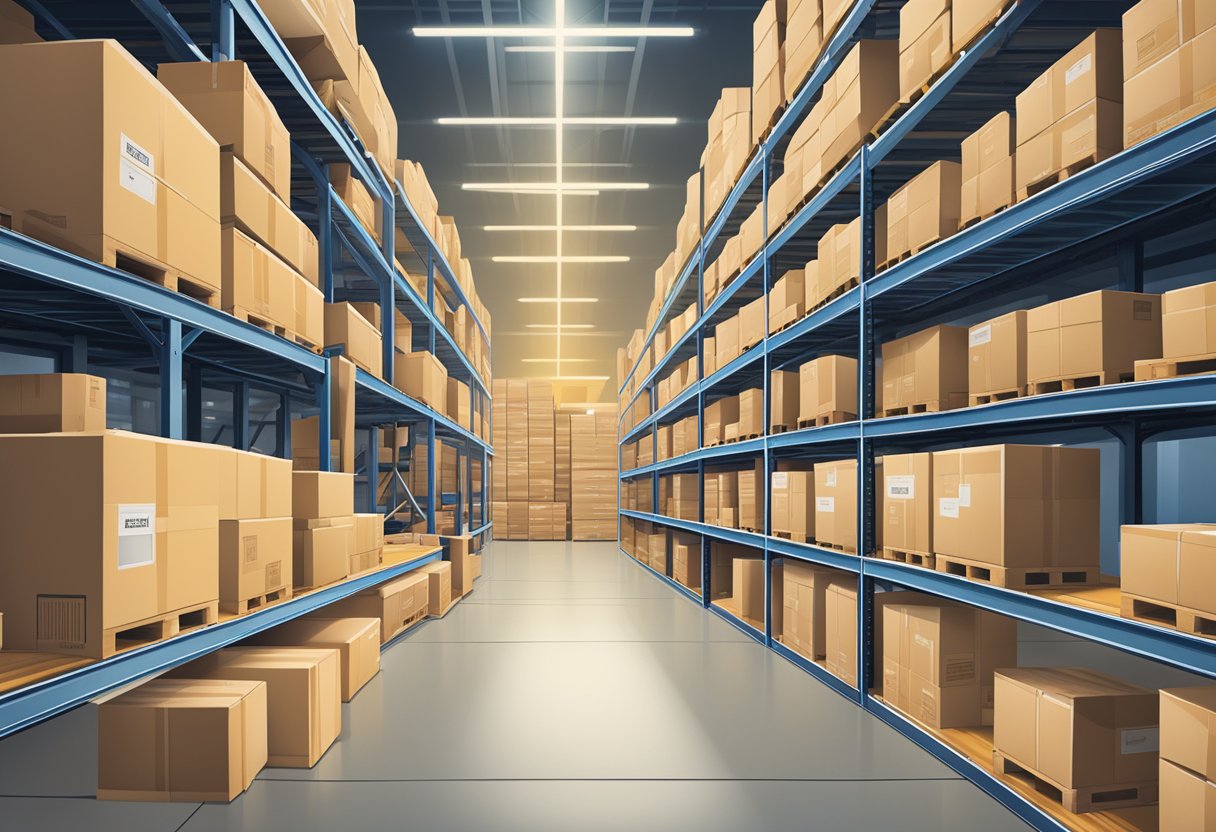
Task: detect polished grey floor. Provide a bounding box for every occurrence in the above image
[0,541,1029,830]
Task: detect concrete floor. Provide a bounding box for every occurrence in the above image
[0,541,1029,831]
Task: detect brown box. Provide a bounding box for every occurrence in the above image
[883,601,1016,728]
[704,395,741,446]
[772,470,816,541]
[816,219,861,306]
[0,0,41,45]
[1161,686,1216,781]
[1026,290,1162,387]
[994,667,1159,791]
[960,111,1016,226]
[672,532,702,590]
[824,578,858,686]
[324,302,382,377]
[952,0,1009,51]
[1160,758,1216,831]
[881,324,968,413]
[899,0,952,103]
[350,513,384,575]
[1124,20,1216,147]
[1162,281,1216,360]
[769,269,807,333]
[0,373,106,433]
[395,351,449,412]
[97,678,267,803]
[968,310,1027,399]
[173,646,342,769]
[0,41,221,295]
[815,459,857,552]
[329,162,380,242]
[316,570,428,643]
[882,453,932,555]
[158,60,290,202]
[219,518,292,615]
[447,534,475,598]
[732,558,766,621]
[292,471,354,519]
[781,560,836,659]
[933,444,1099,570]
[219,446,293,521]
[292,520,351,589]
[798,354,858,423]
[740,295,767,352]
[418,561,453,614]
[784,0,823,100]
[284,0,359,84]
[821,39,899,173]
[220,153,318,287]
[770,368,801,431]
[738,388,765,438]
[247,617,380,702]
[1120,524,1216,617]
[221,225,297,336]
[885,161,961,262]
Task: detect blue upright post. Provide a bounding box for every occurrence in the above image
[276,390,290,457]
[186,367,203,442]
[856,145,877,694]
[427,248,437,354]
[380,279,395,386]
[319,173,334,303]
[426,421,437,533]
[160,319,184,440]
[367,426,379,513]
[318,360,332,472]
[760,148,773,647]
[382,187,395,273]
[233,381,249,451]
[210,0,235,62]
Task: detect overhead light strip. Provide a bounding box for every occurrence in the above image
[413,25,693,38]
[506,45,637,53]
[462,182,648,192]
[493,255,630,263]
[518,297,598,303]
[437,116,676,126]
[485,225,636,231]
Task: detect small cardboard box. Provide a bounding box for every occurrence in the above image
[1162,281,1216,359]
[248,617,380,702]
[885,160,961,262]
[0,373,106,433]
[968,310,1027,399]
[732,558,765,621]
[994,667,1159,790]
[1120,524,1216,616]
[324,302,382,377]
[220,517,292,614]
[769,269,807,333]
[292,471,355,519]
[770,368,801,430]
[899,0,953,103]
[98,678,267,803]
[781,560,836,659]
[419,561,453,614]
[173,646,342,769]
[447,534,475,597]
[815,459,857,551]
[960,111,1016,226]
[798,354,858,423]
[1026,290,1162,386]
[316,571,429,643]
[292,520,352,589]
[394,351,449,412]
[882,452,932,555]
[881,324,969,413]
[1161,686,1216,781]
[824,578,858,686]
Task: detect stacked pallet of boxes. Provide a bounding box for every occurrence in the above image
[527,382,561,540]
[490,380,562,540]
[571,409,620,540]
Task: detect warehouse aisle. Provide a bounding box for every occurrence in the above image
[0,542,1027,831]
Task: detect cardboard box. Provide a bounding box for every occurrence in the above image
[899,0,953,103]
[248,617,380,702]
[960,111,1015,226]
[769,269,807,333]
[752,0,785,136]
[815,459,857,551]
[292,471,355,519]
[885,160,961,262]
[284,0,359,83]
[933,444,1099,570]
[824,578,858,686]
[318,570,428,642]
[219,447,293,521]
[1160,758,1216,831]
[770,369,801,431]
[0,41,221,294]
[293,520,351,589]
[772,470,816,541]
[815,218,862,305]
[174,647,342,769]
[881,324,968,413]
[704,395,741,446]
[329,162,380,242]
[257,0,326,39]
[418,561,453,614]
[732,558,766,621]
[350,513,384,575]
[97,678,267,802]
[1120,524,1216,617]
[968,310,1027,399]
[324,302,382,377]
[1026,290,1162,386]
[798,354,858,423]
[1162,281,1216,359]
[820,39,899,174]
[781,560,837,660]
[993,667,1159,790]
[784,0,824,101]
[220,517,292,614]
[447,534,475,597]
[883,600,1016,728]
[737,388,765,438]
[220,151,318,286]
[881,453,932,555]
[952,0,1009,51]
[1161,686,1216,781]
[0,0,41,45]
[672,532,702,590]
[158,60,290,202]
[395,351,449,412]
[1123,14,1216,147]
[221,225,297,335]
[740,296,767,351]
[0,373,106,432]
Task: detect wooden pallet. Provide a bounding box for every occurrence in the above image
[1029,370,1130,396]
[969,386,1028,407]
[959,202,1010,231]
[1120,593,1216,639]
[881,547,935,569]
[222,587,293,617]
[1016,152,1109,202]
[385,607,429,644]
[797,410,857,429]
[103,600,219,658]
[723,431,761,444]
[819,541,857,555]
[770,423,794,434]
[878,233,946,272]
[880,396,966,418]
[772,529,812,544]
[1134,351,1216,382]
[101,238,222,309]
[935,553,1101,590]
[227,306,323,354]
[993,750,1158,814]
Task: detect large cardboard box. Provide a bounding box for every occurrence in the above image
[0,0,42,45]
[1161,686,1216,781]
[1162,281,1216,360]
[952,0,1008,51]
[219,517,292,615]
[752,0,785,137]
[770,368,801,431]
[737,460,766,531]
[220,152,318,286]
[316,571,428,643]
[221,225,297,336]
[418,561,453,614]
[883,601,1016,728]
[292,520,351,589]
[292,471,355,520]
[672,532,702,590]
[248,617,380,702]
[824,578,858,686]
[219,446,293,521]
[932,444,1099,570]
[395,351,449,412]
[885,160,960,262]
[769,269,807,333]
[740,296,767,352]
[899,0,953,103]
[0,373,106,432]
[781,560,836,659]
[968,310,1027,399]
[0,41,221,294]
[97,678,267,803]
[174,647,342,769]
[994,667,1159,790]
[882,453,932,555]
[732,558,766,621]
[704,395,741,446]
[960,111,1015,226]
[820,39,899,173]
[1120,524,1216,618]
[1160,758,1216,831]
[815,459,857,551]
[784,0,824,102]
[1026,290,1162,387]
[881,324,968,413]
[324,302,382,377]
[284,0,359,83]
[798,354,858,423]
[158,60,290,202]
[771,470,815,541]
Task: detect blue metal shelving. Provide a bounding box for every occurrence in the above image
[618,3,1216,829]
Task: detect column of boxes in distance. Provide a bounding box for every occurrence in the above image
[492,379,619,540]
[618,0,1216,828]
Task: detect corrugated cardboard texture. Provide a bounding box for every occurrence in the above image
[0,373,106,433]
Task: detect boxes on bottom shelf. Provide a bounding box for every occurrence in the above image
[672,532,701,590]
[824,578,859,686]
[781,561,837,661]
[731,558,765,622]
[246,617,380,703]
[447,534,475,598]
[315,571,429,644]
[98,678,267,803]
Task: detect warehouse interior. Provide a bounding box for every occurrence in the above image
[0,0,1215,830]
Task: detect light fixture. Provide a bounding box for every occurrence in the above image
[493,255,630,263]
[438,116,675,126]
[506,45,636,53]
[462,181,649,192]
[526,323,595,329]
[485,224,636,232]
[518,297,598,303]
[413,25,693,38]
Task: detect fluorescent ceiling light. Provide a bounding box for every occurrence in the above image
[438,116,676,126]
[414,25,692,38]
[485,224,636,231]
[493,255,630,263]
[506,45,636,53]
[526,323,595,329]
[518,297,599,303]
[467,162,631,168]
[568,26,694,37]
[462,182,648,192]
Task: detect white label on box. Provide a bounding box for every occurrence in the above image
[773,472,788,488]
[886,475,915,500]
[116,504,156,570]
[121,133,154,172]
[938,498,960,519]
[120,159,157,205]
[969,325,992,347]
[1065,54,1092,84]
[1120,726,1159,755]
[958,484,972,508]
[826,470,837,487]
[816,497,835,513]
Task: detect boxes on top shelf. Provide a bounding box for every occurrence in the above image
[898,0,954,103]
[783,0,823,103]
[279,0,358,84]
[952,0,1010,52]
[752,0,786,140]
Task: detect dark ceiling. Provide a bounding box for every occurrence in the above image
[355,0,761,397]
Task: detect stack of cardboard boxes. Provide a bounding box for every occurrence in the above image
[571,410,620,540]
[752,0,784,141]
[292,471,355,591]
[1120,524,1216,634]
[880,324,968,415]
[1160,686,1216,826]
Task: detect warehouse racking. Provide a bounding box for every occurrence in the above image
[617,1,1216,828]
[0,0,490,740]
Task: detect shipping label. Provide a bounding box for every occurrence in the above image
[969,325,992,347]
[1120,726,1159,755]
[816,497,835,513]
[938,498,960,519]
[958,484,972,508]
[1065,53,1092,84]
[886,475,915,500]
[116,504,156,569]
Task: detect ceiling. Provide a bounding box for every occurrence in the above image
[355,0,761,399]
